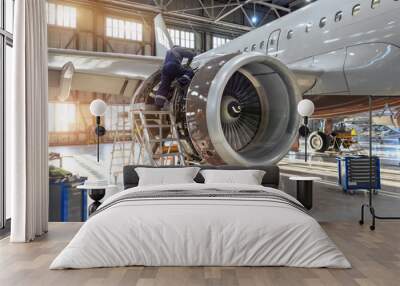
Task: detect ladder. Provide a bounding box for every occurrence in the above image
[131,104,186,166]
[109,108,134,183]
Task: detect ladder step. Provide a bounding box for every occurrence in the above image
[129,108,186,166]
[149,138,179,143]
[144,124,171,128]
[153,153,182,158]
[160,147,178,153]
[137,110,172,115]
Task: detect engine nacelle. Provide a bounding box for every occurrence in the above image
[133,52,302,166]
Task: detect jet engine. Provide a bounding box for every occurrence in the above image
[133,52,302,166]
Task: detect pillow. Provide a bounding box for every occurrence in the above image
[200,169,266,185]
[135,167,200,186]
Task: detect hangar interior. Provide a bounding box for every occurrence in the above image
[43,0,400,223]
[1,0,400,284]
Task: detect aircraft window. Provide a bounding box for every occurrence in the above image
[305,23,312,33]
[251,44,256,51]
[371,0,381,8]
[335,11,343,22]
[319,17,327,28]
[259,41,265,49]
[287,30,293,39]
[352,4,361,16]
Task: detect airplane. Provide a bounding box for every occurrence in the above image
[48,0,400,166]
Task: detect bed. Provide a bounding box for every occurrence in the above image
[50,165,350,269]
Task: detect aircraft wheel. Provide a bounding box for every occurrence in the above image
[342,141,351,149]
[308,131,330,152]
[333,138,342,151]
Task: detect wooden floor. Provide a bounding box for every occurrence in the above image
[0,222,399,286]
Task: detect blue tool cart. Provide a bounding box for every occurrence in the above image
[49,168,87,222]
[337,156,381,194]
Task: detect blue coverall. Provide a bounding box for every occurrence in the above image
[155,46,196,107]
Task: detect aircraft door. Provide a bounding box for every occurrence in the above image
[267,29,281,57]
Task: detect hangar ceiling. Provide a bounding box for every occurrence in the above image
[100,0,316,36]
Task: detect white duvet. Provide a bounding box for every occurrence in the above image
[50,183,351,269]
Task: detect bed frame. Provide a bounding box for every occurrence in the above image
[123,165,280,189]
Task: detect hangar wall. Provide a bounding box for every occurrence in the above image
[47,0,249,146]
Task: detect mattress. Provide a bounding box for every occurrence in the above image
[50,183,351,269]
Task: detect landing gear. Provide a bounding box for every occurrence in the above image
[308,131,330,152]
[332,136,342,152]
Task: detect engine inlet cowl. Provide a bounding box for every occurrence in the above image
[186,52,302,166]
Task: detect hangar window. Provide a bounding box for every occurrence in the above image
[106,17,143,41]
[212,36,230,48]
[48,103,77,132]
[319,17,327,28]
[251,44,256,51]
[371,0,381,9]
[287,30,293,39]
[352,4,361,16]
[46,2,77,28]
[169,28,195,49]
[259,41,265,49]
[305,23,312,33]
[334,11,343,22]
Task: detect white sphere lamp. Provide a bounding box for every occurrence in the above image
[297,99,315,117]
[90,99,107,162]
[90,99,107,117]
[297,99,315,163]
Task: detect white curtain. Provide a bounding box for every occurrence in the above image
[9,0,49,242]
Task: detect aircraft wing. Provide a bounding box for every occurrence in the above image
[49,48,163,79]
[48,47,324,100]
[48,48,163,99]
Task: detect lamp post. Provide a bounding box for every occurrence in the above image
[89,99,107,162]
[297,99,315,162]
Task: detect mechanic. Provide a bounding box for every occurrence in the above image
[154,45,196,108]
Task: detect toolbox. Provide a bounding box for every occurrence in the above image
[337,156,381,194]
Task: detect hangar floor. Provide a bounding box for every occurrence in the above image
[1,145,398,285]
[48,144,400,223]
[1,221,400,286]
